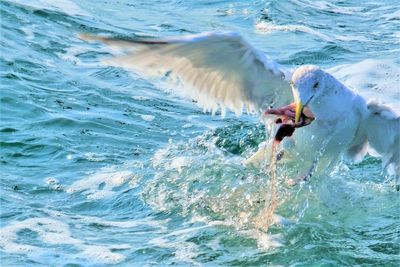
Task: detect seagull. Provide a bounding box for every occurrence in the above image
[80,31,400,190]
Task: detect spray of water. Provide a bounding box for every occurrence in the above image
[254,118,342,232]
[254,141,279,231]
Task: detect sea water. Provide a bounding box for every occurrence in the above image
[1,0,399,265]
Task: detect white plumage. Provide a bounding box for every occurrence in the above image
[81,31,400,189]
[80,32,291,116]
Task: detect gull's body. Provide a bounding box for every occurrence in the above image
[81,31,400,188]
[248,67,370,179]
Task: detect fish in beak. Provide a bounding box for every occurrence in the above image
[264,87,314,142]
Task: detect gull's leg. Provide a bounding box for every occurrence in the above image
[287,159,318,186]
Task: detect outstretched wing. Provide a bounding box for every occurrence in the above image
[80,31,292,116]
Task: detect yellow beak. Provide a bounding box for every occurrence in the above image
[295,100,303,124]
[292,86,303,123]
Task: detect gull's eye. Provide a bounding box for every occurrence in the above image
[313,82,319,89]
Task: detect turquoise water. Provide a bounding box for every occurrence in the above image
[1,0,400,266]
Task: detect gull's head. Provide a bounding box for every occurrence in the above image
[291,65,327,123]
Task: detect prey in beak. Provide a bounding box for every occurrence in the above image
[265,103,314,142]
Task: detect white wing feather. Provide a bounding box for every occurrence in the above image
[365,102,400,181]
[80,31,292,116]
[349,101,400,187]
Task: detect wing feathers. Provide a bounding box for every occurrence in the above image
[363,102,400,186]
[80,31,291,116]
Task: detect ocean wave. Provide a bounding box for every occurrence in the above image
[67,164,141,200]
[6,0,90,17]
[329,58,400,112]
[279,44,353,66]
[255,21,331,41]
[1,0,399,265]
[0,217,126,264]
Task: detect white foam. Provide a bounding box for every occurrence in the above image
[218,5,252,16]
[0,218,77,248]
[67,166,137,200]
[81,215,167,230]
[240,230,284,250]
[132,95,150,101]
[45,177,63,190]
[150,237,201,266]
[56,47,88,66]
[392,32,400,44]
[182,123,193,129]
[0,217,130,264]
[20,26,35,41]
[272,214,294,226]
[329,59,400,113]
[381,9,400,20]
[43,208,168,231]
[149,227,207,266]
[169,156,191,173]
[152,147,170,167]
[334,34,369,42]
[304,244,316,250]
[46,177,58,185]
[77,245,126,264]
[255,20,369,43]
[84,152,106,162]
[140,114,155,122]
[255,21,331,42]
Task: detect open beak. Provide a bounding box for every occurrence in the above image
[292,87,303,124]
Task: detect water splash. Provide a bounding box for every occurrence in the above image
[254,141,279,231]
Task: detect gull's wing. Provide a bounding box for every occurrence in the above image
[348,102,400,187]
[80,31,292,116]
[365,103,399,178]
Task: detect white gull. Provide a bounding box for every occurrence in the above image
[80,31,399,189]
